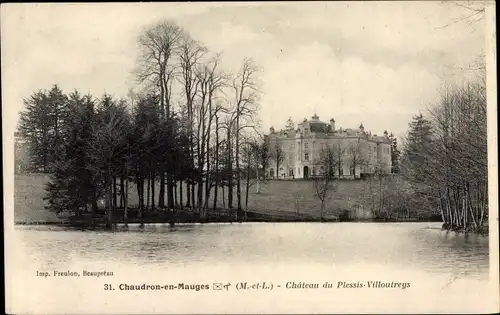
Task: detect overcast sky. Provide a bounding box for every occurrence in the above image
[1,2,490,138]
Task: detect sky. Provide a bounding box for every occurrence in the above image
[1,2,491,139]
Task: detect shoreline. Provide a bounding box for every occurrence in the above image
[14,217,442,226]
[14,220,488,237]
[13,206,444,226]
[14,212,486,236]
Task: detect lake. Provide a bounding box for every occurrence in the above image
[9,222,496,314]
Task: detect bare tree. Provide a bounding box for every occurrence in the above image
[178,36,207,209]
[271,143,285,178]
[257,136,270,192]
[401,76,487,233]
[437,1,486,30]
[371,164,387,219]
[135,20,184,210]
[335,143,347,179]
[312,147,340,221]
[437,1,487,74]
[348,140,365,179]
[241,138,256,220]
[193,54,225,214]
[226,58,261,217]
[241,135,268,218]
[136,20,184,118]
[430,80,487,232]
[220,116,235,209]
[211,107,225,211]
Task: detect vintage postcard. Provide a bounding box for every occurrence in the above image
[2,1,499,314]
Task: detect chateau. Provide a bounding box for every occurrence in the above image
[267,114,392,179]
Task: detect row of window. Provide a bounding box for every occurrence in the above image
[369,147,390,154]
[270,166,356,177]
[289,141,389,151]
[293,149,390,163]
[289,143,390,161]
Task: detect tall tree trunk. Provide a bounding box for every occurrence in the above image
[113,176,117,210]
[236,134,242,221]
[227,128,233,209]
[245,160,250,220]
[138,177,144,222]
[159,172,166,208]
[197,114,204,214]
[445,198,454,229]
[198,180,203,215]
[204,160,211,210]
[179,180,184,210]
[186,182,191,208]
[213,118,220,211]
[479,182,486,228]
[191,179,195,209]
[204,108,212,210]
[321,200,325,222]
[151,173,155,210]
[106,169,113,229]
[136,176,141,212]
[120,175,125,209]
[124,173,128,226]
[256,164,260,194]
[190,142,196,209]
[174,181,178,208]
[159,68,166,117]
[167,175,174,210]
[467,182,478,229]
[146,177,150,210]
[438,191,447,224]
[222,184,226,209]
[213,183,218,212]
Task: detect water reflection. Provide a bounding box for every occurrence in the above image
[15,222,488,279]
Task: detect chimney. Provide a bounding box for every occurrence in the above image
[330,118,335,132]
[359,122,365,132]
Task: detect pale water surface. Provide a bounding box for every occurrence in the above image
[11,222,494,314]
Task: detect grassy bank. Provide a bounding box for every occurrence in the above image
[14,174,438,225]
[14,174,375,224]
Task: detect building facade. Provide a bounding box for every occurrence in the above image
[267,114,392,179]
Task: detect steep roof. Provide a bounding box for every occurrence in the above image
[309,121,328,133]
